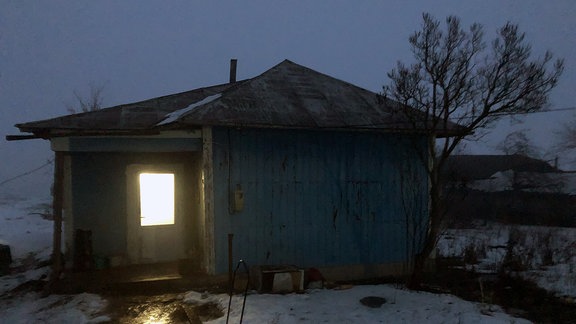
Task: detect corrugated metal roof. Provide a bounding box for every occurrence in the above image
[12,60,455,138]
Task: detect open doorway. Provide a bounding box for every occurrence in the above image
[139,173,175,226]
[126,164,186,264]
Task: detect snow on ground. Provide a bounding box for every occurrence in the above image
[0,195,53,296]
[0,195,52,262]
[438,224,576,298]
[2,193,570,323]
[195,286,530,324]
[0,193,110,323]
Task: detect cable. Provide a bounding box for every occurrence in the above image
[321,105,576,130]
[0,159,54,187]
[455,106,576,120]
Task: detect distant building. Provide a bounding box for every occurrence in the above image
[443,154,576,227]
[444,154,563,191]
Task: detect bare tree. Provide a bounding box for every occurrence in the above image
[496,130,540,158]
[558,117,576,150]
[66,82,106,114]
[384,13,563,289]
[496,130,565,193]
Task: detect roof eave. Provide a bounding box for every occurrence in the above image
[171,120,443,135]
[7,128,166,141]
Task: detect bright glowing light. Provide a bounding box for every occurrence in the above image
[144,318,166,324]
[139,173,175,226]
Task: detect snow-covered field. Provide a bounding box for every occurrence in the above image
[0,194,110,323]
[3,193,571,323]
[438,224,576,298]
[0,195,53,296]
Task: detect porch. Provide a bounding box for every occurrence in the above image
[50,261,229,295]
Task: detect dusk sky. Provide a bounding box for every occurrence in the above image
[1,1,575,196]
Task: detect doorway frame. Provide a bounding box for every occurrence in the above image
[126,163,185,264]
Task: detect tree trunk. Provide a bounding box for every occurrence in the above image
[407,180,443,290]
[407,231,436,289]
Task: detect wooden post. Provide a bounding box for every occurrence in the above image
[202,126,216,273]
[46,151,64,293]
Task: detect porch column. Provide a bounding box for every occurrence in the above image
[49,151,65,283]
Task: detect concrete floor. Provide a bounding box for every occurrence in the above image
[51,261,229,296]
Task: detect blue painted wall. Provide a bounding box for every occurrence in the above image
[71,152,128,257]
[211,128,429,273]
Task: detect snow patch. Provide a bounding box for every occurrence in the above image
[183,290,214,304]
[438,224,576,298]
[208,285,530,324]
[156,93,222,126]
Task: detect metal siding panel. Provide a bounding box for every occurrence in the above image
[211,128,428,273]
[71,153,128,257]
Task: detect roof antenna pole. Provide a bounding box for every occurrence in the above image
[229,59,237,83]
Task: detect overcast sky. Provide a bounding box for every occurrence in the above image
[1,1,575,196]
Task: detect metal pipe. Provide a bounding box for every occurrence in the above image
[226,260,250,324]
[228,233,234,290]
[229,59,238,83]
